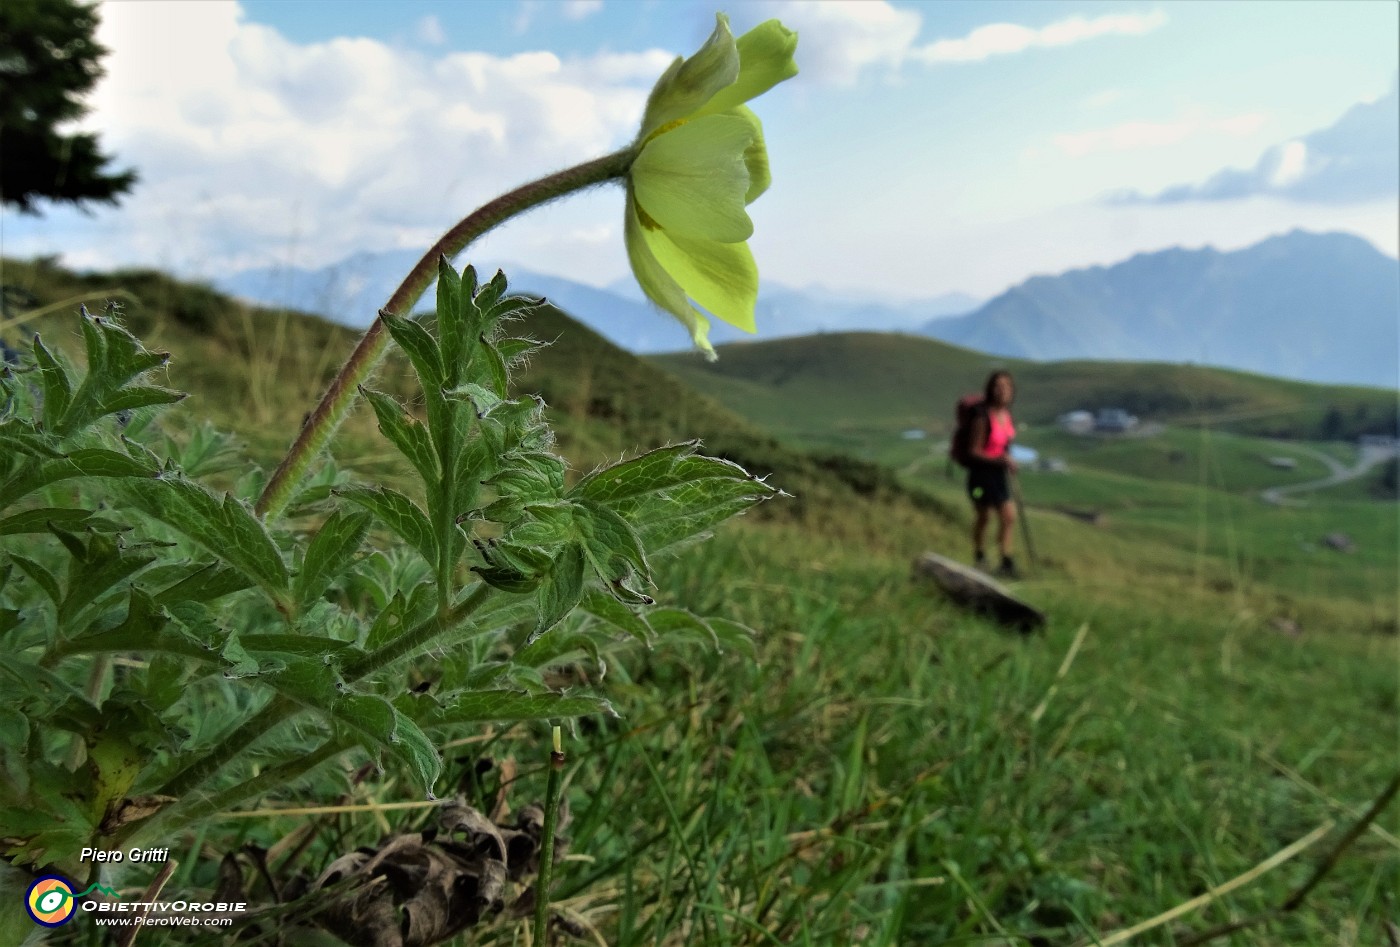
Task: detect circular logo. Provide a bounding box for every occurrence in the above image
[26,875,77,927]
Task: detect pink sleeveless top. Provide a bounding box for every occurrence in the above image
[985,410,1015,458]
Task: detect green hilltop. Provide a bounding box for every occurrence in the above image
[652,330,1397,455]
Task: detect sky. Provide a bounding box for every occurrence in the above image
[2,0,1397,303]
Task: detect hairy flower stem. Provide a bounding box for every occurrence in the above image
[255,147,638,521]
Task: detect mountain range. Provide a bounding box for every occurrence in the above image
[923,230,1398,387]
[214,250,979,353]
[215,229,1399,388]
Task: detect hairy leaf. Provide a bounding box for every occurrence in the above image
[0,447,157,507]
[531,542,586,641]
[120,478,291,603]
[295,508,373,607]
[382,313,444,391]
[31,336,73,430]
[339,486,439,568]
[0,507,99,536]
[579,588,655,646]
[363,389,439,486]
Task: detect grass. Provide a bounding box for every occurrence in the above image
[545,521,1398,945]
[3,257,1397,945]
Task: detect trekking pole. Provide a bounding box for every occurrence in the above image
[1010,471,1038,573]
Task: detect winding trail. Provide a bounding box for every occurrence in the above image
[1260,444,1394,505]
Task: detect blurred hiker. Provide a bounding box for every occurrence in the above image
[964,370,1020,578]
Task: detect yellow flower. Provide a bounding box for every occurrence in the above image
[625,13,798,358]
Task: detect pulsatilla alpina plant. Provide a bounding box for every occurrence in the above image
[0,12,795,944]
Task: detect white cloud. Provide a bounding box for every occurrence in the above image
[917,10,1166,64]
[1268,141,1309,187]
[1109,84,1400,204]
[1081,89,1126,110]
[415,15,447,46]
[564,0,603,21]
[758,3,1165,85]
[1054,111,1267,157]
[35,0,673,279]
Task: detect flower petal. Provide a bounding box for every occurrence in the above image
[697,19,798,117]
[641,225,758,334]
[638,14,739,139]
[624,192,715,358]
[728,105,771,203]
[632,113,756,242]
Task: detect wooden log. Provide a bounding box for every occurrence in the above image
[912,552,1047,633]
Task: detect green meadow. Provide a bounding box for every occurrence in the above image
[2,259,1396,945]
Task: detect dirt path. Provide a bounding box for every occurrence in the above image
[1260,444,1394,505]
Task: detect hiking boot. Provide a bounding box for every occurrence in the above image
[974,551,988,570]
[996,557,1020,580]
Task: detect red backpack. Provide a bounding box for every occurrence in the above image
[949,393,986,468]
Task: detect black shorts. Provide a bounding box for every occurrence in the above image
[966,462,1011,507]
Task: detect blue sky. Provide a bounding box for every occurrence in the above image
[3,0,1395,302]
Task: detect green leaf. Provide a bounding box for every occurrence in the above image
[9,556,60,609]
[0,418,62,460]
[120,478,291,603]
[142,654,190,712]
[484,294,546,323]
[575,499,651,585]
[416,690,615,727]
[265,657,342,708]
[339,486,438,567]
[31,336,73,430]
[382,313,444,391]
[531,542,586,642]
[488,466,559,506]
[263,662,442,793]
[573,442,695,503]
[57,313,174,436]
[365,584,437,651]
[363,390,439,485]
[435,256,467,376]
[473,269,510,317]
[572,442,774,554]
[99,384,185,415]
[0,763,100,866]
[153,563,253,606]
[496,336,542,366]
[0,447,157,506]
[480,340,509,399]
[295,508,373,607]
[580,588,655,646]
[52,530,157,630]
[513,628,605,677]
[338,695,441,793]
[0,507,99,536]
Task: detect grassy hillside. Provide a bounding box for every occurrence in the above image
[2,258,1396,946]
[652,331,1398,450]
